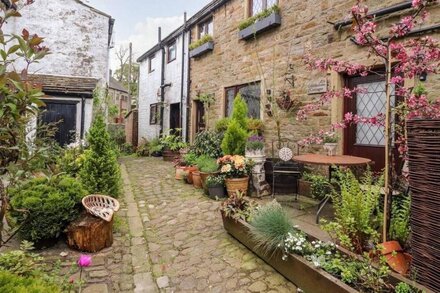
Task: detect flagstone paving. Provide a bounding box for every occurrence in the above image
[122,157,297,293]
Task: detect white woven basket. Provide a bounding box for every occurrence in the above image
[82,194,120,222]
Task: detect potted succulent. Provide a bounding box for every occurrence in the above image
[160,130,188,161]
[322,131,338,156]
[206,175,226,199]
[196,155,219,192]
[218,155,253,197]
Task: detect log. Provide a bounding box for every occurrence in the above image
[66,213,113,253]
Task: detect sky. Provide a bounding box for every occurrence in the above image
[86,0,212,70]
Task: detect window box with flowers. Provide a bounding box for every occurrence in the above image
[238,5,281,40]
[218,155,253,196]
[189,35,214,58]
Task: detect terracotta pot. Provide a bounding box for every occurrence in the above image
[163,149,180,162]
[175,166,187,180]
[225,177,249,197]
[380,241,410,275]
[192,171,203,189]
[185,166,198,184]
[200,171,219,193]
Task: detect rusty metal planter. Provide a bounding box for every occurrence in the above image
[221,214,432,293]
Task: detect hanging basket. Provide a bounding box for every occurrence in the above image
[82,194,120,222]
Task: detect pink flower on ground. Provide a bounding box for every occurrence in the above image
[77,255,92,267]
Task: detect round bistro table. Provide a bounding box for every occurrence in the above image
[292,154,372,223]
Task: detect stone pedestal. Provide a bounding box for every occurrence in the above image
[246,149,271,197]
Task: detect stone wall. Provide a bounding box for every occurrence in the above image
[5,0,112,82]
[188,0,440,153]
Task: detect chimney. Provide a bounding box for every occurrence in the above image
[158,27,162,43]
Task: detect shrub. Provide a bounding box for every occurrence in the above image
[9,176,87,243]
[196,155,218,173]
[221,120,248,155]
[189,34,213,50]
[136,138,150,157]
[222,95,249,155]
[322,169,382,253]
[160,130,187,151]
[148,138,163,156]
[182,153,198,166]
[0,241,42,278]
[190,130,223,158]
[57,147,85,178]
[79,115,121,197]
[220,191,257,222]
[302,173,332,200]
[249,201,294,254]
[0,270,60,293]
[215,118,230,133]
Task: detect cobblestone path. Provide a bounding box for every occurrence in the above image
[123,157,297,293]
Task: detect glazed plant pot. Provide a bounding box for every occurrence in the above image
[185,166,198,184]
[225,177,249,197]
[192,171,203,189]
[163,149,180,162]
[175,166,187,180]
[208,185,226,199]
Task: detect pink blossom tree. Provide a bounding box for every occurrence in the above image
[297,0,440,241]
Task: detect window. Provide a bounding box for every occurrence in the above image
[167,41,177,63]
[249,0,278,16]
[198,18,213,39]
[148,55,155,73]
[225,82,261,119]
[150,103,160,125]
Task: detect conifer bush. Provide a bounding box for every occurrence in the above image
[79,115,121,197]
[221,95,249,155]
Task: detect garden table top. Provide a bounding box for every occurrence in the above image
[292,154,372,167]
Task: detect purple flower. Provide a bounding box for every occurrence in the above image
[248,135,264,142]
[77,255,92,267]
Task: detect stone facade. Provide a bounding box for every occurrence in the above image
[4,0,113,141]
[187,0,440,160]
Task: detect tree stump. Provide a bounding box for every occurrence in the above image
[66,213,113,253]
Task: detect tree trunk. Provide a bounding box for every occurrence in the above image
[66,213,113,253]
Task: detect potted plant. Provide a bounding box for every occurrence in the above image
[196,155,219,192]
[206,175,226,199]
[160,130,188,161]
[192,170,203,189]
[148,138,163,157]
[218,155,253,197]
[322,131,338,156]
[182,153,198,184]
[245,135,265,158]
[173,157,187,180]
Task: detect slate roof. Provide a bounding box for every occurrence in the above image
[28,74,99,97]
[109,76,129,93]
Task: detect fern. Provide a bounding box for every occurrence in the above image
[390,194,411,247]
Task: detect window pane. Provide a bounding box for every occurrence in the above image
[252,0,264,15]
[239,84,261,119]
[267,0,277,8]
[208,20,213,36]
[168,43,176,61]
[355,82,395,146]
[225,89,235,117]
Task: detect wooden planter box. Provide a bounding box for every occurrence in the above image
[221,214,432,293]
[239,13,281,40]
[189,41,214,58]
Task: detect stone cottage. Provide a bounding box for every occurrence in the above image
[186,0,440,171]
[5,0,114,145]
[137,23,190,141]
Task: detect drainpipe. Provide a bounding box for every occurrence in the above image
[159,27,165,135]
[185,21,192,143]
[180,12,187,140]
[80,96,85,139]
